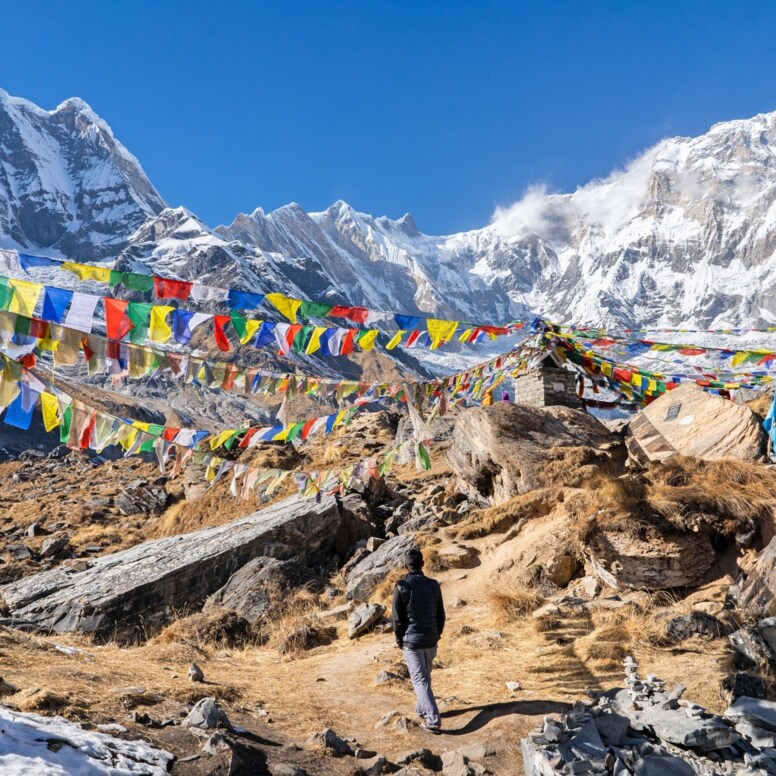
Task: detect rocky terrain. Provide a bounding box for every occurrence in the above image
[0,389,774,774]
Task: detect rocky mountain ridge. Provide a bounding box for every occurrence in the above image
[3,89,776,330]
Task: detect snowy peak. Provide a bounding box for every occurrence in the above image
[4,89,776,330]
[0,88,165,260]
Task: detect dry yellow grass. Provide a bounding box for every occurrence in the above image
[488,588,546,625]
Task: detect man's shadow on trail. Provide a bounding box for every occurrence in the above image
[440,700,572,736]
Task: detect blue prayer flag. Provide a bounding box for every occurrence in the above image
[41,287,73,323]
[227,289,265,310]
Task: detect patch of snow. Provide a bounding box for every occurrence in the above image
[0,705,173,775]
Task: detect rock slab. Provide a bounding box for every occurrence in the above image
[627,382,766,464]
[0,494,341,640]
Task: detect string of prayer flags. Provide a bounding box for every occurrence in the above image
[4,247,522,333]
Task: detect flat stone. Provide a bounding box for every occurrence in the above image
[633,755,696,776]
[0,494,342,640]
[726,697,776,733]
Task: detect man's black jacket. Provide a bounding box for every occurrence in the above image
[392,570,445,649]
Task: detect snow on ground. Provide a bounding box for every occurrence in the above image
[0,705,173,775]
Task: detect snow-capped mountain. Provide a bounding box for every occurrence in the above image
[216,112,776,330]
[3,88,776,331]
[0,89,164,260]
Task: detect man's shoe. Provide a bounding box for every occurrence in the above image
[419,721,441,734]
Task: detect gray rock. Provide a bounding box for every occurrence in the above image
[40,536,69,559]
[375,670,405,685]
[734,721,776,748]
[271,766,308,776]
[117,480,168,516]
[739,540,776,618]
[183,697,232,733]
[633,755,696,776]
[202,731,230,754]
[375,710,401,730]
[203,556,306,623]
[346,534,417,602]
[360,756,390,776]
[726,697,776,733]
[593,712,629,747]
[455,744,495,761]
[721,672,767,703]
[26,523,44,538]
[188,663,204,682]
[447,402,618,505]
[664,611,729,643]
[348,603,386,639]
[0,493,342,640]
[441,750,471,776]
[305,727,353,756]
[729,618,776,674]
[366,537,385,552]
[6,544,30,561]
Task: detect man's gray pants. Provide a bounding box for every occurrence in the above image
[403,646,441,728]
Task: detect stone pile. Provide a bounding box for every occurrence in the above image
[522,657,776,775]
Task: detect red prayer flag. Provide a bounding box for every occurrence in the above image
[340,329,357,355]
[105,298,132,340]
[213,315,231,351]
[153,276,193,300]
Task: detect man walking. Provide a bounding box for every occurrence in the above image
[392,547,446,733]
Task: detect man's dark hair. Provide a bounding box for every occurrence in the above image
[404,547,424,571]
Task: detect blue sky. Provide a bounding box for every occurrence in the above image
[2,1,776,234]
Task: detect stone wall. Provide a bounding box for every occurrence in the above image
[514,367,581,409]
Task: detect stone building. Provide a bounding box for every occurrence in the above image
[514,351,582,409]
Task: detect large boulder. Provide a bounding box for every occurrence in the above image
[587,528,715,590]
[203,557,307,623]
[447,403,619,505]
[0,494,342,641]
[738,536,776,617]
[346,534,416,602]
[627,382,766,465]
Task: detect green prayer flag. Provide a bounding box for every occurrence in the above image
[127,302,152,343]
[229,311,248,340]
[0,277,12,311]
[286,422,305,441]
[224,430,243,451]
[292,325,313,353]
[300,300,334,319]
[59,404,73,444]
[124,273,155,292]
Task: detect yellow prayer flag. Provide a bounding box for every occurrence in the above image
[40,392,61,431]
[305,327,325,355]
[731,351,750,368]
[427,319,458,346]
[8,279,43,316]
[272,427,290,441]
[386,330,405,350]
[266,293,302,323]
[358,329,379,351]
[458,328,472,343]
[149,305,175,342]
[61,262,112,283]
[210,429,235,450]
[239,319,261,345]
[333,409,348,428]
